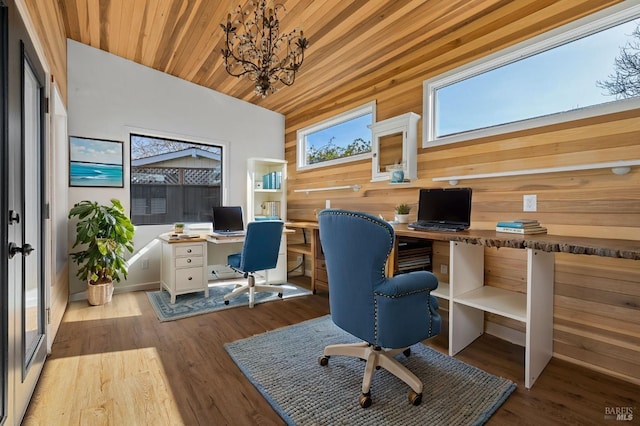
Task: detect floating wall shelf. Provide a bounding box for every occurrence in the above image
[433,160,640,185]
[294,184,361,195]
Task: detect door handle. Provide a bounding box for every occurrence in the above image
[8,242,34,259]
[9,210,20,225]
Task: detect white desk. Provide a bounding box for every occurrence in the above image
[159,234,209,303]
[159,232,288,303]
[206,235,245,244]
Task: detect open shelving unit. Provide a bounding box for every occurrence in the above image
[284,222,320,291]
[390,231,554,389]
[246,157,288,283]
[431,281,450,300]
[447,240,554,389]
[287,242,312,257]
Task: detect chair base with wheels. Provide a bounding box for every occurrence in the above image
[223,272,283,308]
[317,209,441,408]
[222,220,285,309]
[319,342,422,408]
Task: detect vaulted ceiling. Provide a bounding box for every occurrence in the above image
[57,0,617,116]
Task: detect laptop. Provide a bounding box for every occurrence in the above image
[211,206,245,236]
[409,188,472,232]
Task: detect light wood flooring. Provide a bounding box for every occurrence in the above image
[23,280,639,425]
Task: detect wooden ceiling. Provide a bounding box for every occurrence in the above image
[57,0,616,116]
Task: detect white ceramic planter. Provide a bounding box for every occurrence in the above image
[395,214,410,224]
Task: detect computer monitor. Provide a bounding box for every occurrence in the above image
[417,188,472,228]
[212,206,245,233]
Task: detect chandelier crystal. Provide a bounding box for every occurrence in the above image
[221,1,309,97]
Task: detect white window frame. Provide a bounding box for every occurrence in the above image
[423,2,640,148]
[297,101,376,171]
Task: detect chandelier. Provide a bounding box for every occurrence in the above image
[220,1,309,97]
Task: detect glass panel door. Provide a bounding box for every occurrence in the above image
[22,54,43,368]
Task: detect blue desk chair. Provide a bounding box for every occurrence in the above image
[318,209,441,408]
[223,220,284,308]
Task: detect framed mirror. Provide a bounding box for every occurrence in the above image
[370,112,420,182]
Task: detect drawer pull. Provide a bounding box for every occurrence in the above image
[187,259,191,263]
[188,276,192,281]
[187,249,192,253]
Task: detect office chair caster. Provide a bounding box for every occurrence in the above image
[403,348,411,357]
[359,392,372,408]
[408,390,422,406]
[224,300,229,305]
[278,292,283,298]
[318,355,329,366]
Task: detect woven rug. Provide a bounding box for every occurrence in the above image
[225,315,516,425]
[146,282,311,322]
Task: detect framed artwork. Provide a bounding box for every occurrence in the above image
[69,136,124,187]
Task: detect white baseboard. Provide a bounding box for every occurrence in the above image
[69,281,160,302]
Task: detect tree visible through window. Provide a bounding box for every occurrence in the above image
[130,134,222,225]
[597,24,640,99]
[297,102,374,170]
[423,6,640,146]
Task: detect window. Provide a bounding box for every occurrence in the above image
[297,101,375,170]
[130,133,223,225]
[423,3,640,147]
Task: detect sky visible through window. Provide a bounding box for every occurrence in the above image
[130,134,220,160]
[436,19,640,137]
[306,113,372,157]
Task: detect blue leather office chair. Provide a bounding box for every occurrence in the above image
[317,209,441,408]
[223,220,284,308]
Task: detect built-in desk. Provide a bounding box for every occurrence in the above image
[285,222,321,292]
[295,222,639,388]
[390,225,640,389]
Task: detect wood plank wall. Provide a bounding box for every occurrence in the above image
[23,0,68,105]
[284,0,640,384]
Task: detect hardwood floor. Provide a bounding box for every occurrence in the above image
[23,281,639,425]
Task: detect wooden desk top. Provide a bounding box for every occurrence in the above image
[158,232,208,243]
[284,222,640,260]
[393,225,640,260]
[285,221,319,230]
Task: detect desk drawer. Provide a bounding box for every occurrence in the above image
[175,244,203,257]
[175,256,203,268]
[175,267,204,291]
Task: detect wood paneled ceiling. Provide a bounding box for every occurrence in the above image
[58,0,617,116]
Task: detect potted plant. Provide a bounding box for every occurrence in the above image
[174,223,185,233]
[68,199,135,306]
[395,203,412,224]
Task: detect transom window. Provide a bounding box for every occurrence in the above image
[424,3,640,147]
[297,101,375,170]
[130,133,223,225]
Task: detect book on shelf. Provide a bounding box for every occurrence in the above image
[496,226,547,234]
[496,220,540,228]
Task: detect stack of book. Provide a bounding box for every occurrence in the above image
[496,219,547,234]
[262,171,282,189]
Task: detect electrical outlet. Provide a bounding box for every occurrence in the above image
[142,259,149,270]
[440,264,448,274]
[523,194,537,212]
[325,199,331,208]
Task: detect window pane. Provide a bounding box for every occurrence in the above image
[130,134,222,225]
[433,16,640,138]
[306,113,372,165]
[297,102,374,169]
